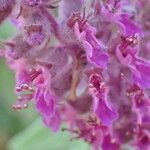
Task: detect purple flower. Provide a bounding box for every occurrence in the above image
[24,25,46,46]
[89,71,118,125]
[116,36,150,89]
[35,87,55,117]
[94,99,118,126]
[74,19,109,68]
[0,0,150,149]
[43,109,61,132]
[119,14,141,36]
[132,59,150,89]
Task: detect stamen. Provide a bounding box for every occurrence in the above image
[11,93,33,111]
[62,128,80,134]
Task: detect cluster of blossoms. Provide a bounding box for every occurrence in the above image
[0,0,150,149]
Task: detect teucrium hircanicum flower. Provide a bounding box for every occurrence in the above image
[0,0,150,149]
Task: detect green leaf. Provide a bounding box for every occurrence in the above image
[0,21,16,39]
[8,118,91,150]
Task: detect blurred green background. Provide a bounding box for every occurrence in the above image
[0,21,90,150]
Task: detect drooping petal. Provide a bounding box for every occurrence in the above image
[133,59,150,88]
[35,88,55,117]
[94,98,118,125]
[43,110,61,132]
[74,22,109,68]
[119,14,141,36]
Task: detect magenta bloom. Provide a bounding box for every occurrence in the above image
[0,0,150,150]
